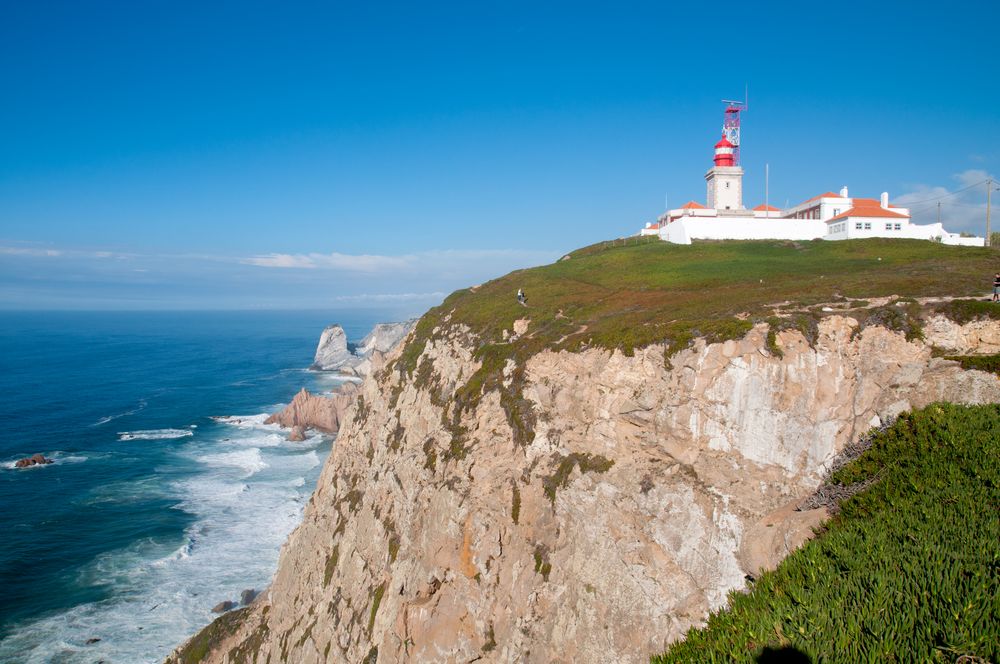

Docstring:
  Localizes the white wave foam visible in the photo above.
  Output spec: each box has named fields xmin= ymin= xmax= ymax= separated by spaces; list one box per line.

xmin=93 ymin=399 xmax=148 ymax=426
xmin=117 ymin=429 xmax=194 ymax=441
xmin=211 ymin=413 xmax=276 ymax=429
xmin=0 ymin=410 xmax=332 ymax=663
xmin=196 ymin=449 xmax=266 ymax=477
xmin=1 ymin=459 xmax=50 ymax=470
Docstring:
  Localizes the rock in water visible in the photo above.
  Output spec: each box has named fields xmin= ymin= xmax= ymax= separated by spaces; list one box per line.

xmin=240 ymin=589 xmax=258 ymax=605
xmin=211 ymin=601 xmax=235 ymax=613
xmin=265 ymin=384 xmax=360 ymax=434
xmin=14 ymin=453 xmax=54 ymax=468
xmin=311 ymin=320 xmax=416 ymax=376
xmin=311 ymin=325 xmax=358 ymax=372
xmin=354 ymin=320 xmax=417 ymax=357
xmin=287 ymin=425 xmax=307 ymax=442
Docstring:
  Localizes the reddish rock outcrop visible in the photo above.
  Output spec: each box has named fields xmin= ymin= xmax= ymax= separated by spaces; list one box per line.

xmin=14 ymin=453 xmax=54 ymax=468
xmin=265 ymin=383 xmax=360 ymax=434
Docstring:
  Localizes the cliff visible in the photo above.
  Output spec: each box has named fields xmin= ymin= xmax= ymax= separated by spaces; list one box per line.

xmin=168 ymin=240 xmax=1000 ymax=663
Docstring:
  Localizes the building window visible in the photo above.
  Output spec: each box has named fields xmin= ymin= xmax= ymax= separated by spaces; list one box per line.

xmin=834 ymin=209 xmax=841 ymax=216
xmin=725 ymin=182 xmax=730 ymax=189
xmin=894 ymin=223 xmax=901 ymax=230
xmin=864 ymin=222 xmax=871 ymax=230
xmin=855 ymin=222 xmax=862 ymax=230
xmin=885 ymin=223 xmax=892 ymax=230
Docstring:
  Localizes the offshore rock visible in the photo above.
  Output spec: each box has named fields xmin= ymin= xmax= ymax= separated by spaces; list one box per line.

xmin=15 ymin=453 xmax=54 ymax=468
xmin=265 ymin=384 xmax=360 ymax=434
xmin=171 ymin=315 xmax=1000 ymax=664
xmin=312 ymin=320 xmax=416 ymax=376
xmin=355 ymin=320 xmax=417 ymax=358
xmin=311 ymin=325 xmax=355 ymax=372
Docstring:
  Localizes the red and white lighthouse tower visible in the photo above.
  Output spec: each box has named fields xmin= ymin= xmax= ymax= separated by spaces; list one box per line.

xmin=713 ymin=134 xmax=735 ymax=167
xmin=705 ymin=132 xmax=744 ymax=211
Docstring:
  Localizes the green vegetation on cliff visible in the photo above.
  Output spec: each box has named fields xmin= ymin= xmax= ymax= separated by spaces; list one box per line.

xmin=652 ymin=403 xmax=1000 ymax=663
xmin=401 ymin=239 xmax=996 ymax=363
xmin=388 ymin=239 xmax=997 ymax=452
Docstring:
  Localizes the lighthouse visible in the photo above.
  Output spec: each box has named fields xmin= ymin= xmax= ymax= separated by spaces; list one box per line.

xmin=713 ymin=134 xmax=735 ymax=167
xmin=705 ymin=133 xmax=744 ymax=211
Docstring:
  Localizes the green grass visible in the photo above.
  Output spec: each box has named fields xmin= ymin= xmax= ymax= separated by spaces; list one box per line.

xmin=404 ymin=239 xmax=995 ymax=359
xmin=944 ymin=353 xmax=1000 ymax=375
xmin=652 ymin=403 xmax=1000 ymax=663
xmin=542 ymin=453 xmax=615 ymax=504
xmin=171 ymin=607 xmax=253 ymax=663
xmin=934 ymin=298 xmax=1000 ymax=325
xmin=386 ymin=239 xmax=997 ymax=448
xmin=367 ymin=583 xmax=386 ymax=635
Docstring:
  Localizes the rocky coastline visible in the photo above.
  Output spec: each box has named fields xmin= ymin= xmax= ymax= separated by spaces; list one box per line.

xmin=266 ymin=320 xmax=415 ymax=439
xmin=168 ymin=304 xmax=1000 ymax=663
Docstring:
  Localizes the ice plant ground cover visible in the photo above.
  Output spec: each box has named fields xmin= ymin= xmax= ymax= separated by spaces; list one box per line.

xmin=653 ymin=403 xmax=1000 ymax=663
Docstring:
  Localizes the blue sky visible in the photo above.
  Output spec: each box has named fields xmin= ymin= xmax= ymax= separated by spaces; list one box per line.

xmin=2 ymin=1 xmax=998 ymax=310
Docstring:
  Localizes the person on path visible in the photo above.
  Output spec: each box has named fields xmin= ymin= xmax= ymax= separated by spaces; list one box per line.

xmin=517 ymin=288 xmax=527 ymax=305
xmin=993 ymin=273 xmax=1000 ymax=302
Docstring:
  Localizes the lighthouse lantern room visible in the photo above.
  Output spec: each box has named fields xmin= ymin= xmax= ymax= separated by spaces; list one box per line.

xmin=705 ymin=133 xmax=744 ymax=211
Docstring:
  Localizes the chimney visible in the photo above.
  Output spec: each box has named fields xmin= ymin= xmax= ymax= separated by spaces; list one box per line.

xmin=881 ymin=192 xmax=890 ymax=208
xmin=840 ymin=186 xmax=849 ymax=198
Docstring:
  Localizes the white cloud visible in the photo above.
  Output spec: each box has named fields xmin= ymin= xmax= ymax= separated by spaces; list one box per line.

xmin=894 ymin=169 xmax=997 ymax=235
xmin=243 ymin=252 xmax=411 ymax=271
xmin=0 ymin=246 xmax=64 ymax=257
xmin=331 ymin=292 xmax=446 ymax=302
xmin=0 ymin=245 xmax=141 ymax=260
xmin=242 ymin=248 xmax=558 ymax=274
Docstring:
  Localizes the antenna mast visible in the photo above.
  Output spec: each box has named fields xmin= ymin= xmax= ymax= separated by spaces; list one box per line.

xmin=721 ymin=89 xmax=748 ymax=166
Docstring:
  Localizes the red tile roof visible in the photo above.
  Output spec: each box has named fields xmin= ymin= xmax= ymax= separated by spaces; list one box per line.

xmin=680 ymin=201 xmax=707 ymax=209
xmin=753 ymin=204 xmax=780 ymax=211
xmin=827 ymin=200 xmax=910 ymax=223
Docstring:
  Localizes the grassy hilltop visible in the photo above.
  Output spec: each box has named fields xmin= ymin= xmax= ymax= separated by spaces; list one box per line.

xmin=390 ymin=239 xmax=999 ymax=442
xmin=399 ymin=238 xmax=999 ymax=365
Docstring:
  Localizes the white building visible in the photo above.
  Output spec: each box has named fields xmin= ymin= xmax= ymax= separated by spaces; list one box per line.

xmin=643 ymin=132 xmax=984 ymax=247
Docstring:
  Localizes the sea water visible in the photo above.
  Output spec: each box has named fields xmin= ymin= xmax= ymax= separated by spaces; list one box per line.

xmin=0 ymin=310 xmax=406 ymax=663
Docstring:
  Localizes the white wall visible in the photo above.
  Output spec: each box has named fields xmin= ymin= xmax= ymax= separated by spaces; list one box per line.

xmin=941 ymin=234 xmax=986 ymax=247
xmin=660 ymin=216 xmax=827 ymax=244
xmin=705 ymin=166 xmax=743 ymax=211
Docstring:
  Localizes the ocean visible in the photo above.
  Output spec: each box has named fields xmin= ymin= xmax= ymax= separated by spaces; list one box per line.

xmin=0 ymin=310 xmax=408 ymax=663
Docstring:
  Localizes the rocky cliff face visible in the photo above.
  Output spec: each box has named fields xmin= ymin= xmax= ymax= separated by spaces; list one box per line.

xmin=171 ymin=313 xmax=1000 ymax=664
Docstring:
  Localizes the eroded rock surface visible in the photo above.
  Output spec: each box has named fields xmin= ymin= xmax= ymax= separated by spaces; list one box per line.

xmin=312 ymin=325 xmax=355 ymax=372
xmin=312 ymin=321 xmax=416 ymax=376
xmin=265 ymin=384 xmax=360 ymax=434
xmin=170 ymin=315 xmax=1000 ymax=664
xmin=923 ymin=313 xmax=1000 ymax=354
